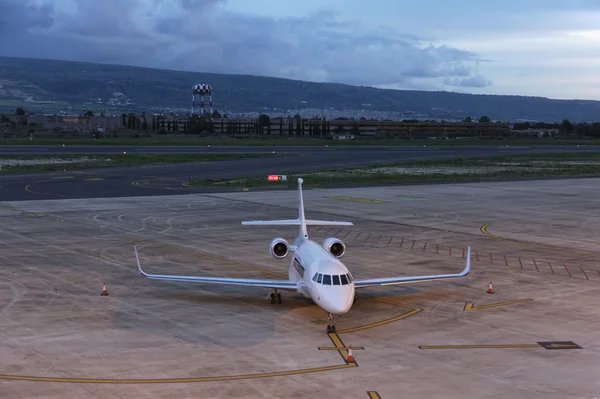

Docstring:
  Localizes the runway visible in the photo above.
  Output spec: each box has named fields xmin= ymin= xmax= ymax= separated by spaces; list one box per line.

xmin=1 ymin=145 xmax=599 ymax=202
xmin=3 ymin=144 xmax=600 ymax=155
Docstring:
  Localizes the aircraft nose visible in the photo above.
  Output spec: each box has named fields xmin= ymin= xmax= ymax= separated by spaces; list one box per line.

xmin=325 ymin=288 xmax=354 ymax=315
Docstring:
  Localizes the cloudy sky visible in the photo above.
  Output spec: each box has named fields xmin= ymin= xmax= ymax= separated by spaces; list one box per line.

xmin=1 ymin=0 xmax=599 ymax=100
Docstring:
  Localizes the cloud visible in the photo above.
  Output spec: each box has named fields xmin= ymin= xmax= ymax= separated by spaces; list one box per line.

xmin=437 ymin=7 xmax=600 ymax=100
xmin=454 ymin=75 xmax=492 ymax=88
xmin=0 ymin=0 xmax=490 ymax=90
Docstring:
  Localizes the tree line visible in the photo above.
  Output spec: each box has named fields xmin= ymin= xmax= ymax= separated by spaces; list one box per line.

xmin=118 ymin=112 xmax=334 ymax=136
xmin=5 ymin=107 xmax=600 ymax=138
xmin=110 ymin=112 xmax=600 ymax=138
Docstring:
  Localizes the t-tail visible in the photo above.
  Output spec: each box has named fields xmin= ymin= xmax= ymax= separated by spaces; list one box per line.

xmin=241 ymin=177 xmax=353 ymax=240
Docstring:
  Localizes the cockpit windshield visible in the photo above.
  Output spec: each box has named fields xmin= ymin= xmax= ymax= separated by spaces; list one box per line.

xmin=312 ymin=272 xmax=354 ymax=285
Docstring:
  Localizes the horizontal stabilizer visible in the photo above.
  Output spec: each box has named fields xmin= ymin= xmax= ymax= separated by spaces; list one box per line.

xmin=242 ymin=218 xmax=353 ymax=226
xmin=306 ymin=220 xmax=353 ymax=226
xmin=242 ymin=219 xmax=301 ymax=225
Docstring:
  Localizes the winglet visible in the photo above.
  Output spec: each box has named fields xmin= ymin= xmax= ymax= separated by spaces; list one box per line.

xmin=134 ymin=245 xmax=148 ymax=277
xmin=461 ymin=246 xmax=471 ymax=276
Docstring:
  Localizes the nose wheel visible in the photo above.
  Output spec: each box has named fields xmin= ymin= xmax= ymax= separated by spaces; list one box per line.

xmin=268 ymin=289 xmax=282 ymax=304
xmin=326 ymin=313 xmax=336 ymax=333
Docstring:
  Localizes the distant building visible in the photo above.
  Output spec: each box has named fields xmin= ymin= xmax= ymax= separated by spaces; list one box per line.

xmin=23 ymin=114 xmax=121 ymax=131
xmin=149 ymin=115 xmax=511 ymax=138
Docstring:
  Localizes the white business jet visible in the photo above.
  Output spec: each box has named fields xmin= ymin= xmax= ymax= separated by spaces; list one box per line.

xmin=135 ymin=177 xmax=471 ymax=333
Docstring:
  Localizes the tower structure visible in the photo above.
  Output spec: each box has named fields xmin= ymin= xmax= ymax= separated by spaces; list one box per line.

xmin=192 ymin=83 xmax=213 ymax=115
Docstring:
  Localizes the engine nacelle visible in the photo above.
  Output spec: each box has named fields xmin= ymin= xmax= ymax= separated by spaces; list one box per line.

xmin=322 ymin=237 xmax=346 ymax=258
xmin=270 ymin=237 xmax=289 ymax=259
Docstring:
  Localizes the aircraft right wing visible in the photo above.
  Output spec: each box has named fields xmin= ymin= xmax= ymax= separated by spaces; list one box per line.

xmin=134 ymin=246 xmax=297 ymax=291
xmin=353 ymin=246 xmax=471 ymax=288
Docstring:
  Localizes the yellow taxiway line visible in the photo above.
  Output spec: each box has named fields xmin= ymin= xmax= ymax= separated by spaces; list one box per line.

xmin=318 ymin=346 xmax=365 ymax=350
xmin=480 ymin=223 xmax=578 ymax=253
xmin=464 ymin=298 xmax=534 ymax=311
xmin=327 ymin=332 xmax=360 ymax=364
xmin=327 ymin=196 xmax=385 ymax=204
xmin=480 ymin=223 xmax=503 ymax=240
xmin=367 ymin=391 xmax=383 ymax=398
xmin=480 ymin=223 xmax=599 ymax=282
xmin=337 ymin=306 xmax=423 ymax=334
xmin=0 ymin=364 xmax=357 ymax=384
xmin=18 ymin=210 xmax=64 ymax=223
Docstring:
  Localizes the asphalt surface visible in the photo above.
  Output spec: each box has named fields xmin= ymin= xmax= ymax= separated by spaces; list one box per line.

xmin=3 ymin=144 xmax=600 ymax=155
xmin=1 ymin=145 xmax=599 ymax=202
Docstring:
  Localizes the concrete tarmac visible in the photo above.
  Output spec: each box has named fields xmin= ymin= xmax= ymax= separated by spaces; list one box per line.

xmin=0 ymin=178 xmax=598 ymax=398
xmin=2 ymin=145 xmax=600 ymax=202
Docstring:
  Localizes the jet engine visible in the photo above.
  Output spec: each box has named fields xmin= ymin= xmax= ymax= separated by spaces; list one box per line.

xmin=270 ymin=237 xmax=289 ymax=259
xmin=322 ymin=237 xmax=346 ymax=258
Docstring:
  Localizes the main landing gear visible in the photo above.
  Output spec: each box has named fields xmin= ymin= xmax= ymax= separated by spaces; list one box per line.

xmin=326 ymin=313 xmax=336 ymax=333
xmin=268 ymin=289 xmax=282 ymax=304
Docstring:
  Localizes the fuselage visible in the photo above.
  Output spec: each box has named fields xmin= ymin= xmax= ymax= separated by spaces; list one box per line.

xmin=288 ymin=238 xmax=355 ymax=315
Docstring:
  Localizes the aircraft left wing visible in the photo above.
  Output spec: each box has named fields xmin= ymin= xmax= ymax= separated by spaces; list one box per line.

xmin=134 ymin=246 xmax=297 ymax=291
xmin=353 ymin=246 xmax=471 ymax=288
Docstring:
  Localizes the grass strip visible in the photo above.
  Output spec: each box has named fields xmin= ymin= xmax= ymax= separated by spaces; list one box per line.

xmin=189 ymin=152 xmax=600 ymax=188
xmin=0 ymin=153 xmax=265 ymax=174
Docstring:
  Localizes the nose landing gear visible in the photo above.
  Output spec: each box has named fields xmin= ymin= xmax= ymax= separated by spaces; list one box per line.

xmin=326 ymin=313 xmax=336 ymax=333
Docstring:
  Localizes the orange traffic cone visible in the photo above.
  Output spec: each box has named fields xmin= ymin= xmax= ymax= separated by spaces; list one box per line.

xmin=100 ymin=282 xmax=109 ymax=296
xmin=487 ymin=281 xmax=494 ymax=294
xmin=347 ymin=345 xmax=355 ymax=362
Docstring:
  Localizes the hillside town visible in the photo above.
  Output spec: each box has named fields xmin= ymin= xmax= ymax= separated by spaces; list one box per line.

xmin=0 ymin=109 xmax=573 ymax=140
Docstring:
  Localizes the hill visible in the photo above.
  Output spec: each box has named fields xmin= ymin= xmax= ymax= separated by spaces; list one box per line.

xmin=0 ymin=56 xmax=599 ymax=122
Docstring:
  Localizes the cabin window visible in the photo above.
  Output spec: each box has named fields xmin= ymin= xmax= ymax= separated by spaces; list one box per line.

xmin=340 ymin=274 xmax=348 ymax=285
xmin=317 ymin=273 xmax=323 ymax=283
xmin=312 ymin=273 xmax=319 ymax=282
xmin=322 ymin=274 xmax=331 ymax=285
xmin=332 ymin=275 xmax=340 ymax=285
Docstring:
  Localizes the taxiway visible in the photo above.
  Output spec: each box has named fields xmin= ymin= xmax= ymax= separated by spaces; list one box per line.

xmin=2 ymin=144 xmax=600 ymax=201
xmin=0 ymin=178 xmax=599 ymax=398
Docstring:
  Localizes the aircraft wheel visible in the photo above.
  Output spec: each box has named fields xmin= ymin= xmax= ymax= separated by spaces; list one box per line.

xmin=277 ymin=293 xmax=282 ymax=304
xmin=270 ymin=294 xmax=275 ymax=304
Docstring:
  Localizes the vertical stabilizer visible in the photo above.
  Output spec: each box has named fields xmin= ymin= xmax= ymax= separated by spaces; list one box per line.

xmin=240 ymin=178 xmax=354 ymax=240
xmin=297 ymin=178 xmax=308 ymax=239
